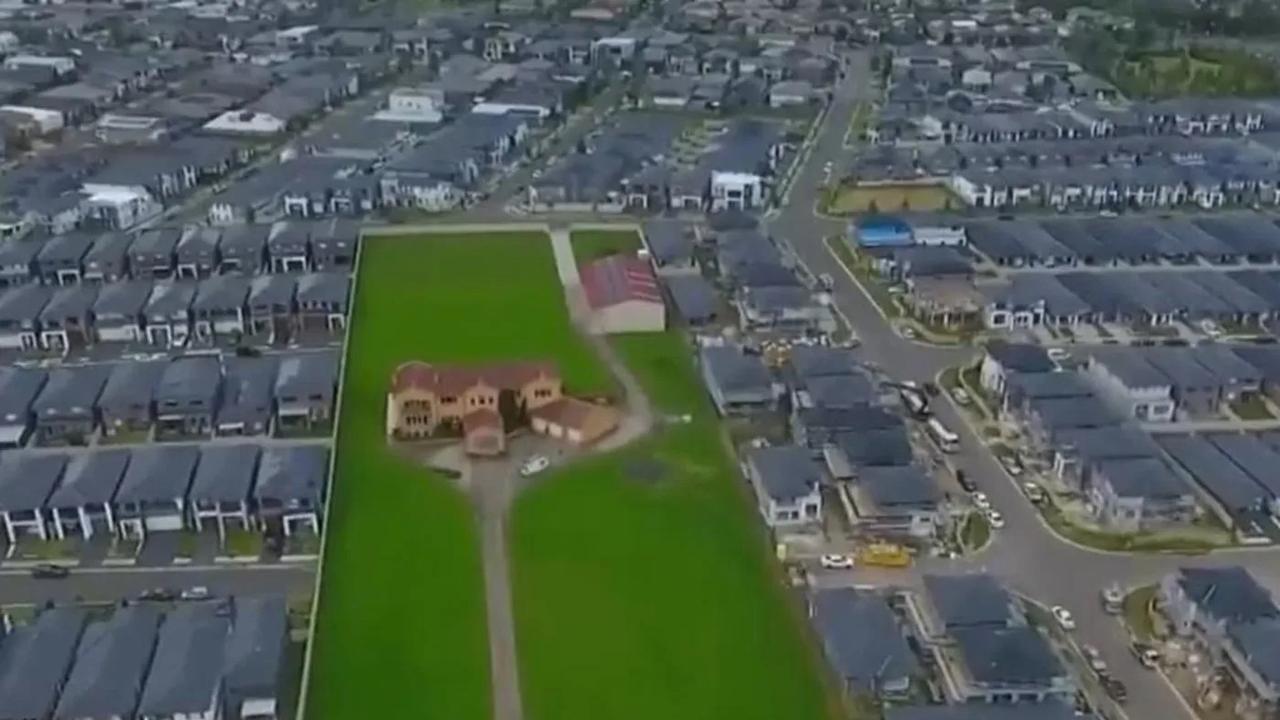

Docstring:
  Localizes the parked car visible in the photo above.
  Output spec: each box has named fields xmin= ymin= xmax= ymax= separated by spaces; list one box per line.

xmin=951 ymin=388 xmax=972 ymax=405
xmin=1047 ymin=347 xmax=1071 ymax=362
xmin=1101 ymin=584 xmax=1124 ymax=614
xmin=1200 ymin=319 xmax=1223 ymax=338
xmin=1002 ymin=455 xmax=1024 ymax=477
xmin=818 ymin=273 xmax=834 ymax=290
xmin=1022 ymin=482 xmax=1045 ymax=503
xmin=1104 ymin=677 xmax=1128 ymax=703
xmin=139 ymin=588 xmax=178 ymax=602
xmin=956 ymin=469 xmax=976 ymax=492
xmin=1082 ymin=644 xmax=1108 ymax=675
xmin=985 ymin=510 xmax=1005 ymax=529
xmin=971 ymin=492 xmax=991 ymax=511
xmin=923 ymin=381 xmax=940 ymax=397
xmin=181 ymin=586 xmax=211 ymax=601
xmin=1131 ymin=642 xmax=1161 ymax=668
xmin=901 ymin=326 xmax=917 ymax=339
xmin=30 ymin=563 xmax=69 ymax=579
xmin=820 ymin=554 xmax=855 ymax=570
xmin=520 ymin=455 xmax=551 ymax=477
xmin=1052 ymin=605 xmax=1076 ymax=630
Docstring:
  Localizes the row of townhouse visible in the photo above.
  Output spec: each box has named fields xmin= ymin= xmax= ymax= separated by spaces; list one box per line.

xmin=0 ymin=271 xmax=349 ymax=353
xmin=0 ymin=219 xmax=357 ymax=288
xmin=0 ymin=598 xmax=289 ymax=720
xmin=0 ymin=443 xmax=328 ymax=545
xmin=0 ymin=352 xmax=337 ymax=448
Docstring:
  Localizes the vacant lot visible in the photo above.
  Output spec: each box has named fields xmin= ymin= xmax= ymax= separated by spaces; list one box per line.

xmin=828 ymin=183 xmax=957 ymax=214
xmin=570 ymin=229 xmax=642 ymax=266
xmin=305 ymin=232 xmax=610 ymax=720
xmin=511 ymin=331 xmax=836 ymax=720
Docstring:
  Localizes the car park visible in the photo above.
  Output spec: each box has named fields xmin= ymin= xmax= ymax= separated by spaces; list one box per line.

xmin=30 ymin=563 xmax=69 ymax=579
xmin=1052 ymin=605 xmax=1076 ymax=630
xmin=819 ymin=554 xmax=854 ymax=570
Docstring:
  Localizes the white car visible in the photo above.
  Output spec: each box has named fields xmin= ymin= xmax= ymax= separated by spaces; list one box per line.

xmin=519 ymin=455 xmax=551 ymax=477
xmin=1002 ymin=458 xmax=1023 ymax=477
xmin=985 ymin=510 xmax=1005 ymax=528
xmin=1047 ymin=347 xmax=1071 ymax=362
xmin=952 ymin=388 xmax=972 ymax=406
xmin=820 ymin=554 xmax=855 ymax=570
xmin=971 ymin=492 xmax=991 ymax=510
xmin=1021 ymin=482 xmax=1045 ymax=503
xmin=1200 ymin=319 xmax=1223 ymax=338
xmin=1052 ymin=605 xmax=1076 ymax=630
xmin=181 ymin=586 xmax=210 ymax=601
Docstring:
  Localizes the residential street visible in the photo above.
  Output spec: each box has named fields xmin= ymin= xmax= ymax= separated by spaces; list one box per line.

xmin=770 ymin=51 xmax=1280 ymax=720
xmin=0 ymin=563 xmax=312 ymax=605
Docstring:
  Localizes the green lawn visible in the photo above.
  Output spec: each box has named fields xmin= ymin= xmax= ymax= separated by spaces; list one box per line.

xmin=961 ymin=512 xmax=992 ymax=552
xmin=1124 ymin=585 xmax=1158 ymax=642
xmin=1231 ymin=394 xmax=1275 ymax=420
xmin=570 ymin=229 xmax=643 ymax=267
xmin=511 ymin=331 xmax=837 ymax=720
xmin=305 ymin=232 xmax=611 ymax=720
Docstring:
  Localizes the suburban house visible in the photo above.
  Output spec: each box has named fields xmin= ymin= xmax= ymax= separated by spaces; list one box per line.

xmin=527 ymin=397 xmax=620 ymax=447
xmin=295 ymin=272 xmax=349 ymax=335
xmin=274 ymin=352 xmax=338 ymax=434
xmin=848 ymin=464 xmax=942 ymax=538
xmin=267 ymin=222 xmax=311 ymax=273
xmin=46 ymin=449 xmax=130 ymax=541
xmin=810 ymin=588 xmax=916 ymax=698
xmin=745 ymin=444 xmax=823 ymax=529
xmin=247 ymin=275 xmax=296 ymax=343
xmin=176 ymin=226 xmax=221 ymax=279
xmin=0 ymin=366 xmax=46 ymax=448
xmin=191 ymin=274 xmax=251 ymax=343
xmin=137 ymin=605 xmax=230 ymax=720
xmin=223 ymin=597 xmax=289 ymax=720
xmin=580 ymin=254 xmax=666 ymax=334
xmin=37 ymin=231 xmax=95 ymax=285
xmin=1085 ymin=457 xmax=1196 ymax=532
xmin=39 ymin=284 xmax=98 ymax=353
xmin=189 ymin=444 xmax=260 ymax=541
xmin=1159 ymin=566 xmax=1278 ymax=646
xmin=386 ymin=360 xmax=564 ymax=455
xmin=82 ymin=231 xmax=134 ymax=283
xmin=0 ymin=607 xmax=88 ymax=720
xmin=98 ymin=361 xmax=165 ymax=438
xmin=255 ymin=445 xmax=328 ymax=536
xmin=113 ymin=445 xmax=198 ymax=538
xmin=154 ymin=357 xmax=223 ymax=439
xmin=0 ymin=453 xmax=67 ymax=544
xmin=0 ymin=283 xmax=51 ymax=351
xmin=31 ymin=364 xmax=110 ymax=445
xmin=1084 ymin=350 xmax=1176 ymax=423
xmin=699 ymin=344 xmax=775 ymax=415
xmin=219 ymin=225 xmax=270 ymax=275
xmin=143 ymin=281 xmax=196 ymax=348
xmin=55 ymin=605 xmax=162 ymax=720
xmin=129 ymin=227 xmax=181 ymax=279
xmin=979 ymin=341 xmax=1056 ymax=400
xmin=218 ymin=356 xmax=278 ymax=437
xmin=91 ymin=280 xmax=152 ymax=345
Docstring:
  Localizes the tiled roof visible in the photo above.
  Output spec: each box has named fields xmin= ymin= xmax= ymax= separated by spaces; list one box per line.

xmin=579 ymin=255 xmax=662 ymax=309
xmin=391 ymin=361 xmax=559 ymax=396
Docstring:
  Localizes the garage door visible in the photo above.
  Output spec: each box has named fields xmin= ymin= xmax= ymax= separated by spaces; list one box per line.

xmin=145 ymin=514 xmax=184 ymax=532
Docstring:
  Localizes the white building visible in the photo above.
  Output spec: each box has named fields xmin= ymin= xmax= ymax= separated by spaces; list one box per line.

xmin=746 ymin=445 xmax=823 ymax=529
xmin=81 ymin=183 xmax=161 ymax=230
xmin=0 ymin=104 xmax=65 ymax=133
xmin=373 ymin=87 xmax=445 ymax=124
xmin=710 ymin=171 xmax=766 ymax=211
xmin=3 ymin=54 xmax=75 ymax=75
xmin=204 ymin=110 xmax=287 ymax=136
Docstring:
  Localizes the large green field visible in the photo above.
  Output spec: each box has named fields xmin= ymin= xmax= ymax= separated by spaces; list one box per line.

xmin=511 ymin=331 xmax=837 ymax=720
xmin=569 ymin=229 xmax=642 ymax=266
xmin=305 ymin=232 xmax=610 ymax=720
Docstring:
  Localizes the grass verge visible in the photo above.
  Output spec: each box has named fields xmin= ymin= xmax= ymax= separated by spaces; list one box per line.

xmin=1124 ymin=585 xmax=1157 ymax=642
xmin=511 ymin=331 xmax=838 ymax=720
xmin=1040 ymin=501 xmax=1230 ymax=553
xmin=1231 ymin=394 xmax=1275 ymax=420
xmin=960 ymin=512 xmax=992 ymax=552
xmin=307 ymin=232 xmax=611 ymax=720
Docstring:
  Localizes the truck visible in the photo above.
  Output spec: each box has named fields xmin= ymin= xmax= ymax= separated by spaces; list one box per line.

xmin=857 ymin=542 xmax=912 ymax=568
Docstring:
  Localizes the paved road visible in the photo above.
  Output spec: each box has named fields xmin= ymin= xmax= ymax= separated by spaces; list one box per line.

xmin=0 ymin=563 xmax=313 ymax=605
xmin=765 ymin=50 xmax=1280 ymax=720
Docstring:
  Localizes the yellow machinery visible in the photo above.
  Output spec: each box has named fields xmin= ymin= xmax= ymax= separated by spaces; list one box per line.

xmin=857 ymin=542 xmax=912 ymax=568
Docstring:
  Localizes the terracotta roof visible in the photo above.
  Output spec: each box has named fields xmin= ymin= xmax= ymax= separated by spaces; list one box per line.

xmin=391 ymin=360 xmax=559 ymax=395
xmin=462 ymin=408 xmax=501 ymax=432
xmin=530 ymin=397 xmax=619 ymax=434
xmin=579 ymin=255 xmax=662 ymax=309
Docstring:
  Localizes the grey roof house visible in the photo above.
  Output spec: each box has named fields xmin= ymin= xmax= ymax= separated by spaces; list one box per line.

xmin=246 ymin=275 xmax=296 ymax=343
xmin=1160 ymin=565 xmax=1278 ymax=644
xmin=114 ymin=445 xmax=199 ymax=537
xmin=223 ymin=596 xmax=289 ymax=720
xmin=810 ymin=588 xmax=917 ymax=697
xmin=98 ymin=361 xmax=166 ymax=437
xmin=948 ymin=626 xmax=1074 ymax=704
xmin=190 ymin=444 xmax=260 ymax=540
xmin=91 ymin=279 xmax=151 ymax=344
xmin=39 ymin=283 xmax=98 ymax=353
xmin=137 ymin=605 xmax=230 ymax=720
xmin=0 ymin=607 xmax=88 ymax=720
xmin=0 ymin=282 xmax=52 ymax=350
xmin=699 ymin=344 xmax=774 ymax=415
xmin=0 ymin=453 xmax=67 ymax=545
xmin=745 ymin=444 xmax=823 ymax=529
xmin=0 ymin=366 xmax=46 ymax=448
xmin=31 ymin=364 xmax=110 ymax=446
xmin=255 ymin=445 xmax=328 ymax=536
xmin=54 ymin=604 xmax=162 ymax=720
xmin=154 ymin=356 xmax=223 ymax=439
xmin=218 ymin=355 xmax=278 ymax=436
xmin=219 ymin=225 xmax=269 ymax=275
xmin=175 ymin=226 xmax=222 ymax=279
xmin=273 ymin=352 xmax=337 ymax=432
xmin=143 ymin=281 xmax=196 ymax=348
xmin=0 ymin=236 xmax=41 ymax=287
xmin=191 ymin=274 xmax=250 ymax=343
xmin=267 ymin=222 xmax=310 ymax=273
xmin=37 ymin=230 xmax=95 ymax=285
xmin=82 ymin=231 xmax=134 ymax=283
xmin=46 ymin=449 xmax=130 ymax=541
xmin=295 ymin=273 xmax=349 ymax=335
xmin=129 ymin=227 xmax=182 ymax=279
xmin=922 ymin=573 xmax=1017 ymax=633
xmin=309 ymin=217 xmax=358 ymax=270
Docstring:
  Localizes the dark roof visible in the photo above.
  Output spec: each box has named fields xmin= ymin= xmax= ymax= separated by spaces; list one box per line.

xmin=835 ymin=427 xmax=914 ymax=466
xmin=886 ymin=702 xmax=1080 ymax=720
xmin=923 ymin=574 xmax=1013 ymax=628
xmin=274 ymin=352 xmax=337 ymax=398
xmin=858 ymin=464 xmax=941 ymax=507
xmin=662 ymin=274 xmax=717 ymax=324
xmin=248 ymin=274 xmax=296 ymax=310
xmin=138 ymin=605 xmax=230 ymax=717
xmin=986 ymin=340 xmax=1055 ymax=374
xmin=92 ymin=279 xmax=153 ymax=317
xmin=192 ymin=274 xmax=250 ymax=312
xmin=0 ymin=607 xmax=88 ymax=720
xmin=1175 ymin=566 xmax=1278 ymax=624
xmin=190 ymin=445 xmax=260 ymax=502
xmin=641 ymin=219 xmax=694 ymax=264
xmin=1157 ymin=434 xmax=1269 ymax=511
xmin=952 ymin=626 xmax=1065 ymax=687
xmin=33 ymin=365 xmax=110 ymax=421
xmin=39 ymin=283 xmax=98 ymax=322
xmin=255 ymin=445 xmax=328 ymax=503
xmin=811 ymin=589 xmax=916 ymax=689
xmin=0 ymin=283 xmax=52 ymax=323
xmin=789 ymin=346 xmax=862 ymax=379
xmin=1227 ymin=618 xmax=1280 ymax=694
xmin=223 ymin=597 xmax=288 ymax=702
xmin=1092 ymin=457 xmax=1189 ymax=501
xmin=98 ymin=361 xmax=165 ymax=412
xmin=155 ymin=356 xmax=222 ymax=406
xmin=47 ymin=449 xmax=130 ymax=508
xmin=55 ymin=605 xmax=162 ymax=720
xmin=700 ymin=345 xmax=772 ymax=394
xmin=797 ymin=405 xmax=900 ymax=433
xmin=0 ymin=452 xmax=67 ymax=512
xmin=144 ymin=281 xmax=196 ymax=319
xmin=36 ymin=230 xmax=95 ymax=267
xmin=218 ymin=356 xmax=278 ymax=429
xmin=0 ymin=367 xmax=46 ymax=425
xmin=115 ymin=445 xmax=198 ymax=503
xmin=800 ymin=374 xmax=876 ymax=408
xmin=295 ymin=272 xmax=349 ymax=307
xmin=748 ymin=445 xmax=821 ymax=501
